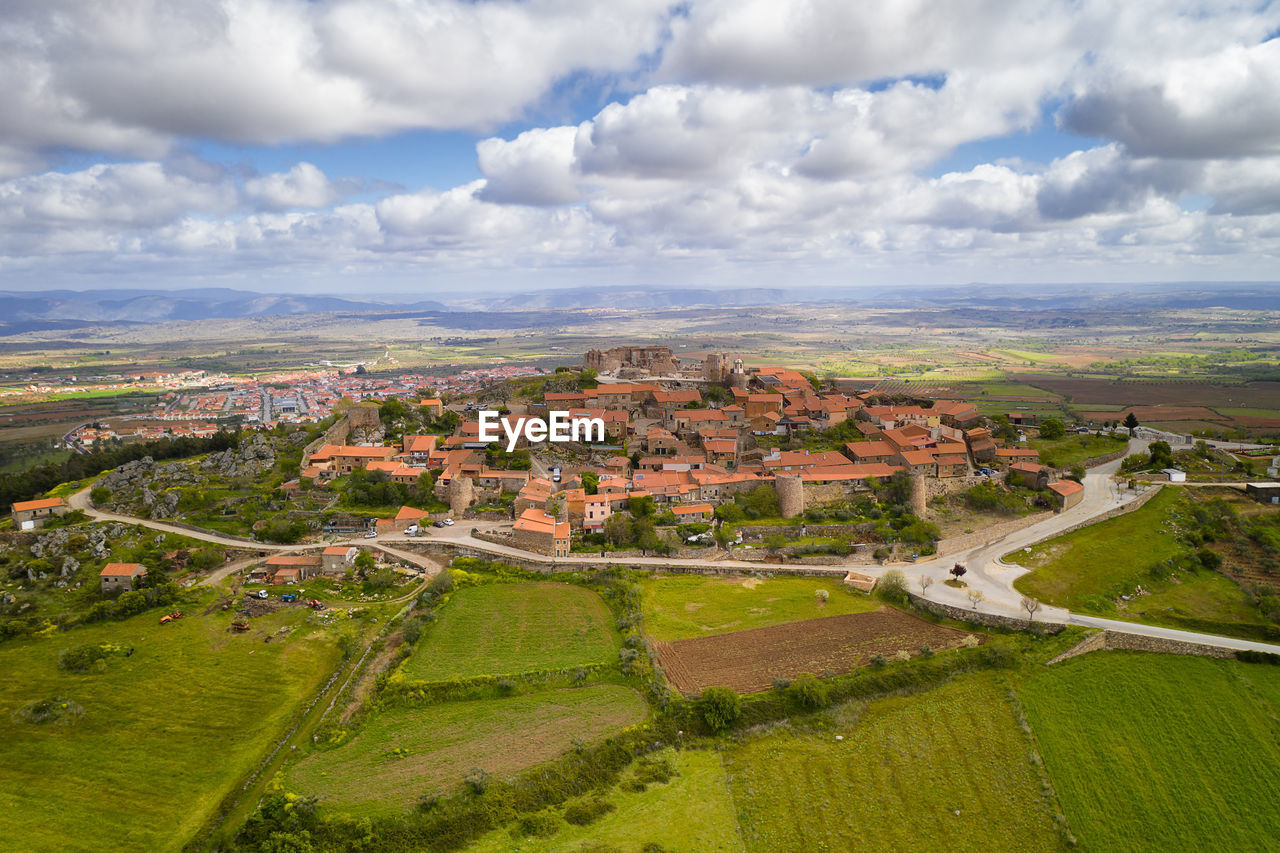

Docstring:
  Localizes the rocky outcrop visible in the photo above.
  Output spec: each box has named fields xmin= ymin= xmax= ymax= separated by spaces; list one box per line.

xmin=201 ymin=434 xmax=276 ymax=479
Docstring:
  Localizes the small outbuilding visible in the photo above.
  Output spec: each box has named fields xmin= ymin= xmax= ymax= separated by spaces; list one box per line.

xmin=1245 ymin=482 xmax=1280 ymax=505
xmin=1162 ymin=468 xmax=1187 ymax=483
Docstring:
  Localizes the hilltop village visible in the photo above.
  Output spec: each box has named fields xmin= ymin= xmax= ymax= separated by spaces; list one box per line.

xmin=281 ymin=345 xmax=1092 ymax=564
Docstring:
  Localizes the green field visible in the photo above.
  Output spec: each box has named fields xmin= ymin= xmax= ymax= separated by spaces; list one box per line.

xmin=1011 ymin=488 xmax=1277 ymax=639
xmin=641 ymin=575 xmax=880 ymax=641
xmin=285 ymin=685 xmax=649 ymax=814
xmin=0 ymin=609 xmax=341 ymax=852
xmin=1029 ymin=433 xmax=1128 ymax=467
xmin=401 ymin=582 xmax=620 ymax=681
xmin=724 ymin=672 xmax=1064 ymax=852
xmin=1019 ymin=653 xmax=1280 ymax=852
xmin=466 ymin=748 xmax=745 ymax=852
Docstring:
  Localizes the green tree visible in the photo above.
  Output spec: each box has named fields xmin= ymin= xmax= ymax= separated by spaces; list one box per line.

xmin=628 ymin=495 xmax=656 ymax=517
xmin=354 ymin=550 xmax=377 ymax=575
xmin=698 ymin=686 xmax=742 ymax=731
xmin=581 ymin=471 xmax=599 ymax=495
xmin=1124 ymin=412 xmax=1140 ymax=430
xmin=1039 ymin=418 xmax=1066 ymax=440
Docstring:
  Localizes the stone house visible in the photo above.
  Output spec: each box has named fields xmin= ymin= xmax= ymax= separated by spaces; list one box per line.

xmin=100 ymin=562 xmax=147 ymax=594
xmin=512 ymin=508 xmax=571 ymax=557
xmin=321 ymin=546 xmax=358 ymax=575
xmin=11 ymin=497 xmax=69 ymax=531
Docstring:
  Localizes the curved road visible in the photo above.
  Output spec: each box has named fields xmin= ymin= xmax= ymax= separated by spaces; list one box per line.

xmin=65 ymin=445 xmax=1280 ymax=654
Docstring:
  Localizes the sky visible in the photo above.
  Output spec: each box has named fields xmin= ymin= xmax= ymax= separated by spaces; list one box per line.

xmin=2 ymin=0 xmax=1280 ymax=295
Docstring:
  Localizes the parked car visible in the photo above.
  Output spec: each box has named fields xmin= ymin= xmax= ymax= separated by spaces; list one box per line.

xmin=443 ymin=518 xmax=454 ymax=526
xmin=433 ymin=520 xmax=447 ymax=528
xmin=364 ymin=530 xmax=378 ymax=539
xmin=405 ymin=525 xmax=418 ymax=535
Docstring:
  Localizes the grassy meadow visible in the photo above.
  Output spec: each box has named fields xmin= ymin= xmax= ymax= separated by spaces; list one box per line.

xmin=724 ymin=672 xmax=1065 ymax=853
xmin=641 ymin=574 xmax=879 ymax=641
xmin=1010 ymin=488 xmax=1278 ymax=639
xmin=401 ymin=582 xmax=620 ymax=681
xmin=285 ymin=685 xmax=649 ymax=814
xmin=0 ymin=607 xmax=341 ymax=852
xmin=1029 ymin=432 xmax=1128 ymax=466
xmin=1019 ymin=652 xmax=1280 ymax=852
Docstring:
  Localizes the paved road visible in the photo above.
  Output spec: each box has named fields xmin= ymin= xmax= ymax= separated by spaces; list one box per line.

xmin=64 ymin=441 xmax=1280 ymax=654
xmin=1068 ymin=614 xmax=1280 ymax=654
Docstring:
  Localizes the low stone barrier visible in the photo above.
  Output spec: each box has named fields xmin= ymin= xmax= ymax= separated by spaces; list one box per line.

xmin=1048 ymin=628 xmax=1237 ymax=664
xmin=907 ymin=591 xmax=1066 ymax=632
xmin=934 ymin=512 xmax=1050 ymax=557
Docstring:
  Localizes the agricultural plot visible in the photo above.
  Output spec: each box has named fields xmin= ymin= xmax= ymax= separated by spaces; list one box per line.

xmin=285 ymin=685 xmax=648 ymax=814
xmin=725 ymin=672 xmax=1064 ymax=853
xmin=654 ymin=608 xmax=975 ymax=694
xmin=402 ymin=582 xmax=620 ymax=681
xmin=0 ymin=609 xmax=341 ymax=853
xmin=1019 ymin=653 xmax=1280 ymax=852
xmin=466 ymin=748 xmax=745 ymax=852
xmin=641 ymin=574 xmax=880 ymax=642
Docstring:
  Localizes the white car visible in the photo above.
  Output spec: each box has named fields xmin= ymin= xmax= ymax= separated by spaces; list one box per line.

xmin=364 ymin=530 xmax=378 ymax=538
xmin=443 ymin=518 xmax=454 ymax=526
xmin=405 ymin=525 xmax=418 ymax=535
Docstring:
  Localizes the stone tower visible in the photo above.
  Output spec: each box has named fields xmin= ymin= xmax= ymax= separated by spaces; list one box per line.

xmin=448 ymin=476 xmax=474 ymax=518
xmin=775 ymin=474 xmax=805 ymax=519
xmin=730 ymin=358 xmax=749 ymax=390
xmin=909 ymin=472 xmax=927 ymax=517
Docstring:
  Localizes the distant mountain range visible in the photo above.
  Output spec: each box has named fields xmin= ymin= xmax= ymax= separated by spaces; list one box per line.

xmin=1 ymin=282 xmax=1276 ymax=336
xmin=0 ymin=288 xmax=448 ymax=334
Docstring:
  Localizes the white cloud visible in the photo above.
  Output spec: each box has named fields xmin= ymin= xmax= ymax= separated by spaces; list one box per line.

xmin=245 ymin=162 xmax=342 ymax=210
xmin=477 ymin=127 xmax=582 ymax=206
xmin=0 ymin=0 xmax=674 ymax=173
xmin=1060 ymin=39 xmax=1280 ymax=158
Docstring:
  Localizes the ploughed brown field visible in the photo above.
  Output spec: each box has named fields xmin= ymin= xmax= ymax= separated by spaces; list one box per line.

xmin=653 ymin=607 xmax=976 ymax=695
xmin=1011 ymin=375 xmax=1280 ymax=410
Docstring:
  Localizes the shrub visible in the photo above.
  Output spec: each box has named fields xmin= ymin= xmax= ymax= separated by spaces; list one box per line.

xmin=815 ymin=588 xmax=829 ymax=602
xmin=58 ymin=643 xmax=113 ymax=673
xmin=698 ymin=686 xmax=742 ymax=731
xmin=1197 ymin=548 xmax=1223 ymax=571
xmin=869 ymin=653 xmax=888 ymax=668
xmin=463 ymin=767 xmax=491 ymax=794
xmin=790 ymin=672 xmax=829 ymax=708
xmin=563 ymin=797 xmax=615 ymax=826
xmin=876 ymin=569 xmax=909 ymax=605
xmin=513 ymin=810 xmax=563 ymax=838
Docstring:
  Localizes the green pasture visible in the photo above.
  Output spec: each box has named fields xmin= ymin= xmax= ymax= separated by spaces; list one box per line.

xmin=402 ymin=582 xmax=620 ymax=681
xmin=640 ymin=574 xmax=880 ymax=641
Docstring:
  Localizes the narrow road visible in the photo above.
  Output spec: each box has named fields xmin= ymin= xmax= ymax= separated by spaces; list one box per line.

xmin=63 ymin=445 xmax=1280 ymax=656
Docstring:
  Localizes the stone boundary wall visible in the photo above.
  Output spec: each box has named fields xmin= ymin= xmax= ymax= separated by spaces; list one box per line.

xmin=1079 ymin=447 xmax=1128 ymax=469
xmin=735 ymin=522 xmax=874 ymax=539
xmin=923 ymin=474 xmax=986 ymax=502
xmin=907 ymin=591 xmax=1067 ymax=632
xmin=934 ymin=512 xmax=1051 ymax=557
xmin=301 ymin=415 xmax=351 ymax=461
xmin=1048 ymin=628 xmax=1236 ymax=664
